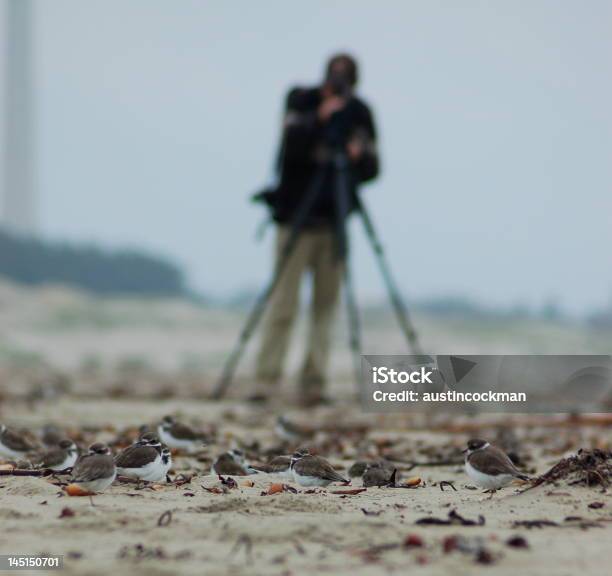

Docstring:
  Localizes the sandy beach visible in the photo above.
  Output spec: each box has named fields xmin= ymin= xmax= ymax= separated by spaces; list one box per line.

xmin=1 ymin=397 xmax=611 ymax=576
xmin=0 ymin=284 xmax=611 ymax=575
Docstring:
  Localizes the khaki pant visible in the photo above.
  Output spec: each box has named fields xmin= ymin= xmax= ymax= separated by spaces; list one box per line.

xmin=255 ymin=225 xmax=343 ymax=398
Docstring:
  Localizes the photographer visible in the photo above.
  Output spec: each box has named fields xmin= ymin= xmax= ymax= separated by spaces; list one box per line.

xmin=252 ymin=53 xmax=379 ymax=406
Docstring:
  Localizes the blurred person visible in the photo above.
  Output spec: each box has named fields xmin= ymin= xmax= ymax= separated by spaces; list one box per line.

xmin=252 ymin=53 xmax=380 ymax=406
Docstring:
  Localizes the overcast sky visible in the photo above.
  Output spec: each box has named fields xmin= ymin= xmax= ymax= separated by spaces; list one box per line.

xmin=32 ymin=0 xmax=611 ymax=313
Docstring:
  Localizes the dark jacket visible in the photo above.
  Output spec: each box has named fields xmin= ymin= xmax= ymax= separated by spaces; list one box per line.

xmin=271 ymin=86 xmax=379 ymax=227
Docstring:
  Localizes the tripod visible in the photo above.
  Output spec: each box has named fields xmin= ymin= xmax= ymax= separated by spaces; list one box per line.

xmin=212 ymin=149 xmax=423 ymax=400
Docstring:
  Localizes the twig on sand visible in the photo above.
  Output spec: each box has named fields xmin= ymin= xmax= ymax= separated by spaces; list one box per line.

xmin=416 ymin=509 xmax=485 ymax=526
xmin=157 ymin=510 xmax=172 ymax=527
xmin=0 ymin=468 xmax=51 ymax=477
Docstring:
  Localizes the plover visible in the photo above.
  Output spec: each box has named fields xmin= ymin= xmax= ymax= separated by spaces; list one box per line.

xmin=464 ymin=438 xmax=529 ymax=495
xmin=348 ymin=460 xmax=369 ymax=479
xmin=362 ymin=461 xmax=397 ymax=487
xmin=157 ymin=415 xmax=207 ymax=452
xmin=0 ymin=424 xmax=35 ymax=460
xmin=71 ymin=443 xmax=116 ymax=499
xmin=39 ymin=439 xmax=78 ymax=471
xmin=213 ymin=450 xmax=258 ymax=476
xmin=115 ymin=435 xmax=166 ymax=482
xmin=290 ymin=450 xmax=348 ymax=487
xmin=254 ymin=455 xmax=293 ymax=480
xmin=140 ymin=431 xmax=173 ymax=477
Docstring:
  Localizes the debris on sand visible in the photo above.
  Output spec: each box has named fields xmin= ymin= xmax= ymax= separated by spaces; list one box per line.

xmin=117 ymin=543 xmax=191 ymax=561
xmin=416 ymin=509 xmax=485 ymax=526
xmin=58 ymin=507 xmax=75 ymax=518
xmin=506 ymin=535 xmax=529 ymax=548
xmin=261 ymin=483 xmax=297 ymax=496
xmin=403 ymin=534 xmax=424 ymax=548
xmin=331 ymin=488 xmax=367 ymax=496
xmin=527 ymin=449 xmax=611 ymax=491
xmin=442 ymin=535 xmax=497 ymax=565
xmin=512 ymin=517 xmax=605 ymax=530
xmin=361 ymin=508 xmax=382 ymax=517
xmin=157 ymin=510 xmax=172 ymax=527
xmin=512 ymin=519 xmax=558 ymax=529
xmin=385 ymin=469 xmax=422 ymax=489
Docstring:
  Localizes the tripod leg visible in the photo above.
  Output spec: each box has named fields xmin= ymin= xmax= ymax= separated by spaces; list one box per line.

xmin=357 ymin=198 xmax=424 ymax=357
xmin=342 ymin=256 xmax=363 ymax=397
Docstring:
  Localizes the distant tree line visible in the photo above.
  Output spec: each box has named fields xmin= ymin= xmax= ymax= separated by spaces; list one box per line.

xmin=0 ymin=229 xmax=186 ymax=296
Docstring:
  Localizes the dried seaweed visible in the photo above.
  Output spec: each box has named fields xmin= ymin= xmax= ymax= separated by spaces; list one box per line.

xmin=218 ymin=475 xmax=238 ymax=489
xmin=506 ymin=535 xmax=529 ymax=548
xmin=526 ymin=449 xmax=611 ymax=491
xmin=0 ymin=468 xmax=52 ymax=477
xmin=512 ymin=518 xmax=603 ymax=530
xmin=512 ymin=519 xmax=558 ymax=529
xmin=416 ymin=509 xmax=485 ymax=526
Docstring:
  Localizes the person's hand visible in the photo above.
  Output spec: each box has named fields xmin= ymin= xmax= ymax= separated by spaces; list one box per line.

xmin=318 ymin=96 xmax=346 ymax=123
xmin=347 ymin=137 xmax=364 ymax=161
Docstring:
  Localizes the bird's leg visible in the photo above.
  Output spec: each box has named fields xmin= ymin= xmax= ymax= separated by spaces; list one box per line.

xmin=488 ymin=489 xmax=497 ymax=499
xmin=88 ymin=494 xmax=96 ymax=507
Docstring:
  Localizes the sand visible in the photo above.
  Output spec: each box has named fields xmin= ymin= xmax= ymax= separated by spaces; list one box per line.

xmin=1 ymin=397 xmax=611 ymax=576
xmin=0 ymin=283 xmax=611 ymax=575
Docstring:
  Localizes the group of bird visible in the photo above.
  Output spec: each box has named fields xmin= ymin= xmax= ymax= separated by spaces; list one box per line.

xmin=0 ymin=415 xmax=531 ymax=500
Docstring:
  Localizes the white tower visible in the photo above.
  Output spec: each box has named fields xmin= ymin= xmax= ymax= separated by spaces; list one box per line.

xmin=1 ymin=0 xmax=37 ymax=235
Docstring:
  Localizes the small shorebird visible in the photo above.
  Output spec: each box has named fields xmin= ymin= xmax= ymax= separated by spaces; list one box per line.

xmin=213 ymin=450 xmax=257 ymax=476
xmin=0 ymin=424 xmax=35 ymax=460
xmin=71 ymin=443 xmax=116 ymax=504
xmin=115 ymin=435 xmax=166 ymax=482
xmin=157 ymin=415 xmax=207 ymax=452
xmin=143 ymin=432 xmax=172 ymax=478
xmin=139 ymin=431 xmax=173 ymax=480
xmin=348 ymin=460 xmax=369 ymax=479
xmin=464 ymin=438 xmax=529 ymax=496
xmin=39 ymin=439 xmax=78 ymax=471
xmin=139 ymin=431 xmax=172 ymax=480
xmin=290 ymin=450 xmax=348 ymax=487
xmin=253 ymin=455 xmax=293 ymax=480
xmin=362 ymin=461 xmax=397 ymax=487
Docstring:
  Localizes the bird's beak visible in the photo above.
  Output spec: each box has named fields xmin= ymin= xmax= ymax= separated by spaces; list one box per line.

xmin=462 ymin=448 xmax=468 ymax=454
